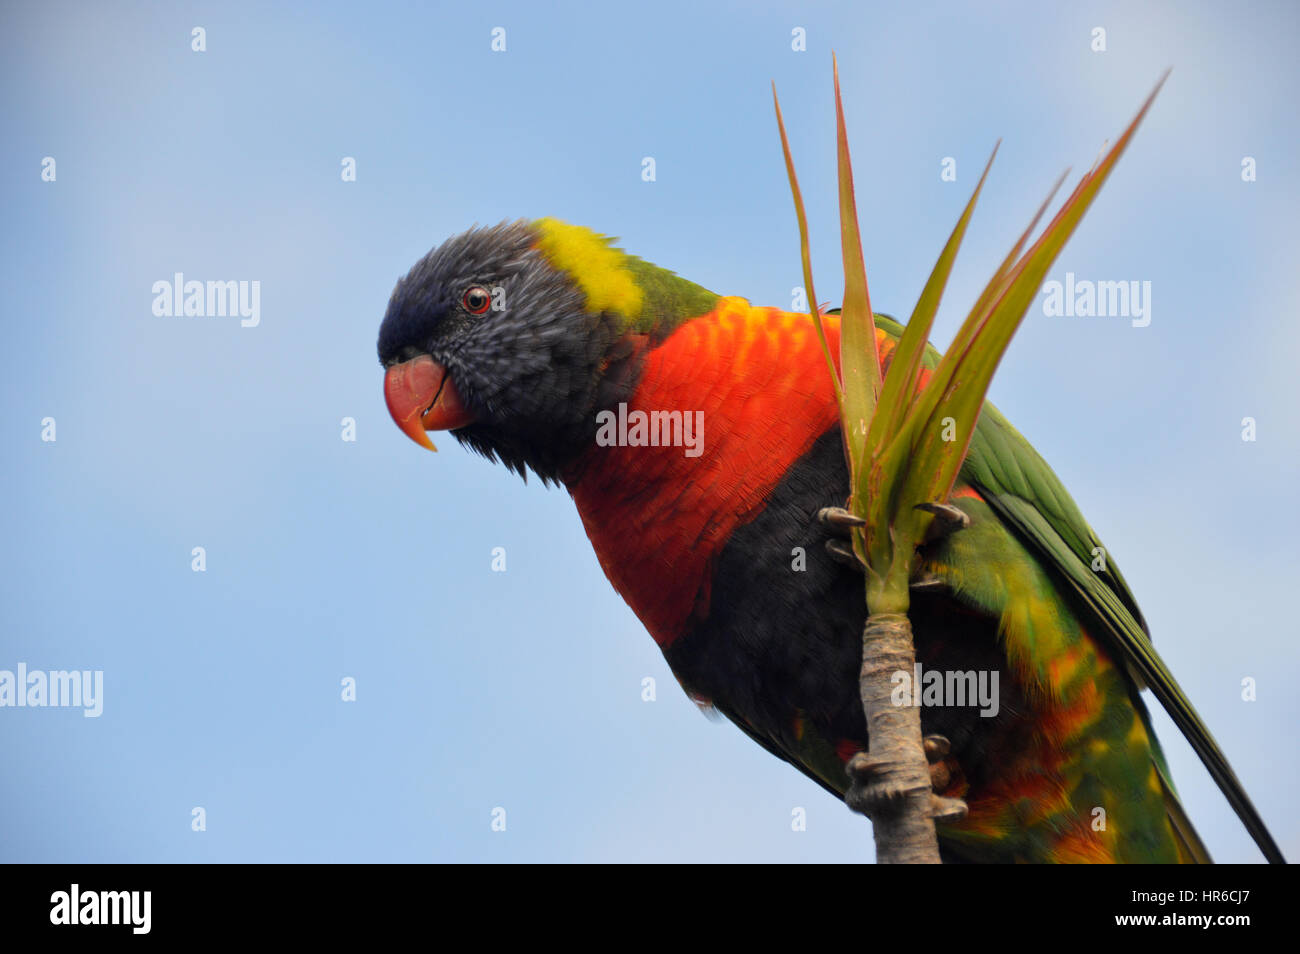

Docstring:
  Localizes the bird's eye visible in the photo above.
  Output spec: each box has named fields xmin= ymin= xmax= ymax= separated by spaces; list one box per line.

xmin=462 ymin=285 xmax=492 ymax=315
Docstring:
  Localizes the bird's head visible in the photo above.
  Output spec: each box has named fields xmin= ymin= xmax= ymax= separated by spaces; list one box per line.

xmin=378 ymin=218 xmax=717 ymax=481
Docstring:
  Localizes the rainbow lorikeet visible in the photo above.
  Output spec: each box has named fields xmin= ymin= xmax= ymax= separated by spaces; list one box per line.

xmin=378 ymin=218 xmax=1283 ymax=864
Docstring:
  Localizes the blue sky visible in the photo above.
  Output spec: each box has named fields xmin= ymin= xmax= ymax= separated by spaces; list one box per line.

xmin=2 ymin=0 xmax=1297 ymax=862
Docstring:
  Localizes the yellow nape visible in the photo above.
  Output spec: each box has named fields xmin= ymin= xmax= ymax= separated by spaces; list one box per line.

xmin=533 ymin=218 xmax=644 ymax=318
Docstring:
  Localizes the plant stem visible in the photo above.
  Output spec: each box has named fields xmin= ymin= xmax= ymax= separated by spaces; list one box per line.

xmin=859 ymin=612 xmax=942 ymax=864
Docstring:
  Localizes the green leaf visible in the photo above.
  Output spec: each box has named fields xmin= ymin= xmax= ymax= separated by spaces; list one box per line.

xmin=773 ymin=82 xmax=843 ymax=412
xmin=834 ymin=54 xmax=881 ymax=498
xmin=864 ymin=142 xmax=999 ymax=539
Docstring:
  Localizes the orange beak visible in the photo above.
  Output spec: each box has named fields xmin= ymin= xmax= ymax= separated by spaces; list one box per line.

xmin=383 ymin=355 xmax=476 ymax=452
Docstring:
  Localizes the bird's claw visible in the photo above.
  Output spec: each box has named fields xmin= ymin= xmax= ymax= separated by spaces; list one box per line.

xmin=915 ymin=501 xmax=971 ymax=542
xmin=824 ymin=538 xmax=867 ymax=571
xmin=910 ymin=503 xmax=971 ymax=593
xmin=845 ymin=752 xmax=910 ymax=816
xmin=922 ymin=733 xmax=953 ymax=791
xmin=923 ymin=733 xmax=951 ymax=759
xmin=845 ymin=734 xmax=967 ymax=822
xmin=817 ymin=507 xmax=869 ymax=572
xmin=929 ymin=795 xmax=969 ymax=822
xmin=816 ymin=502 xmax=970 ymax=580
xmin=922 ymin=735 xmax=966 ymax=818
xmin=909 ymin=573 xmax=947 ymax=593
xmin=817 ymin=506 xmax=866 ymax=533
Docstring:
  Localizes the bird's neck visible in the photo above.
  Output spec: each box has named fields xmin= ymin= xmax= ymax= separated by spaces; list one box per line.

xmin=616 ymin=256 xmax=722 ymax=340
xmin=564 ymin=298 xmax=845 ymax=646
xmin=531 ymin=219 xmax=721 ymax=341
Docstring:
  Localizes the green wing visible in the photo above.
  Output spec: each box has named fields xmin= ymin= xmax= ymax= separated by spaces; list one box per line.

xmin=872 ymin=311 xmax=1283 ymax=864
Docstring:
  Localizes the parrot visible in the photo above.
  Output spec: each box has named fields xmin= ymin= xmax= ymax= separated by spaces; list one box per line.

xmin=378 ymin=217 xmax=1283 ymax=864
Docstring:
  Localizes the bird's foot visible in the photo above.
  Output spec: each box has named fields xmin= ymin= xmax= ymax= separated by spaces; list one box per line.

xmin=914 ymin=501 xmax=971 ymax=542
xmin=816 ymin=502 xmax=970 ymax=589
xmin=816 ymin=505 xmax=866 ymax=533
xmin=817 ymin=507 xmax=868 ymax=571
xmin=845 ymin=734 xmax=968 ymax=822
